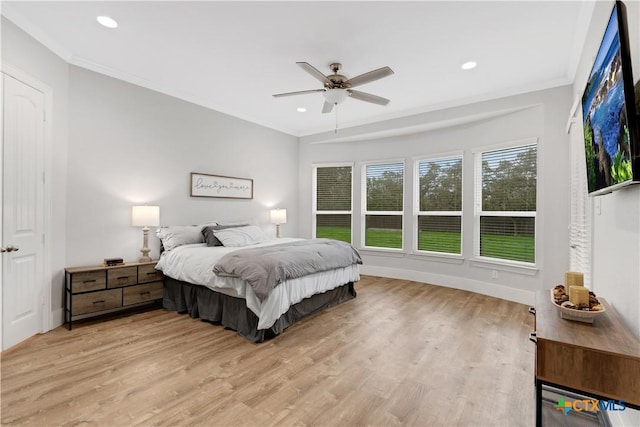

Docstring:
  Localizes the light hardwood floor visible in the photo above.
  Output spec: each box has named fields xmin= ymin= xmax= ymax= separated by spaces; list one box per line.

xmin=1 ymin=276 xmax=536 ymax=426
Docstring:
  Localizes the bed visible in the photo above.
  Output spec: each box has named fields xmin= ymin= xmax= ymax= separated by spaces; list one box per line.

xmin=155 ymin=225 xmax=361 ymax=342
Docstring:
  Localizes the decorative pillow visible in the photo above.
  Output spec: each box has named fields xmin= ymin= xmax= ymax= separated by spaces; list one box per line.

xmin=156 ymin=226 xmax=205 ymax=251
xmin=212 ymin=225 xmax=271 ymax=247
xmin=202 ymin=224 xmax=249 ymax=247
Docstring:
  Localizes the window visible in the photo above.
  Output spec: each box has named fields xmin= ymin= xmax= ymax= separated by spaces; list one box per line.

xmin=313 ymin=164 xmax=353 ymax=243
xmin=416 ymin=154 xmax=463 ymax=254
xmin=363 ymin=161 xmax=404 ymax=249
xmin=475 ymin=142 xmax=537 ymax=264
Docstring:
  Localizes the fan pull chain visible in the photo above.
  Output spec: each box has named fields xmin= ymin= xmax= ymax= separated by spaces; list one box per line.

xmin=334 ymin=103 xmax=339 ymax=134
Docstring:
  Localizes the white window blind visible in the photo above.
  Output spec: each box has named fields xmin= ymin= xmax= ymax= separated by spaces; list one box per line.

xmin=313 ymin=165 xmax=353 ymax=243
xmin=475 ymin=143 xmax=537 ymax=264
xmin=363 ymin=161 xmax=404 ymax=249
xmin=416 ymin=155 xmax=463 ymax=254
xmin=569 ymin=120 xmax=592 ymax=286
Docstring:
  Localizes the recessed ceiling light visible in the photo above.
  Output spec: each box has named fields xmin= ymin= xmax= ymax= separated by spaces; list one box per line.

xmin=461 ymin=61 xmax=477 ymax=70
xmin=296 ymin=107 xmax=307 ymax=113
xmin=97 ymin=16 xmax=118 ymax=29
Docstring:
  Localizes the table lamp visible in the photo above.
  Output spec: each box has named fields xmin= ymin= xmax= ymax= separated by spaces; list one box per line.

xmin=270 ymin=208 xmax=287 ymax=238
xmin=131 ymin=205 xmax=160 ymax=262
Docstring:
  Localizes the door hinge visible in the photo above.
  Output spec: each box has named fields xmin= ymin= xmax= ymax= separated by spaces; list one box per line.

xmin=42 ymin=234 xmax=45 ymax=245
xmin=42 ymin=172 xmax=45 ymax=184
xmin=43 ymin=110 xmax=46 ymax=122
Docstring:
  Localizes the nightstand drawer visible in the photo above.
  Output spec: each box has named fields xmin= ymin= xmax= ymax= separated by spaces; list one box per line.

xmin=123 ymin=282 xmax=163 ymax=306
xmin=72 ymin=289 xmax=122 ymax=315
xmin=107 ymin=266 xmax=138 ymax=288
xmin=71 ymin=271 xmax=106 ymax=293
xmin=138 ymin=263 xmax=162 ymax=283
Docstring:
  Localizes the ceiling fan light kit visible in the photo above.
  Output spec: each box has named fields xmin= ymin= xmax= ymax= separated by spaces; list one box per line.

xmin=273 ymin=62 xmax=394 ymax=115
xmin=323 ymin=88 xmax=349 ymax=105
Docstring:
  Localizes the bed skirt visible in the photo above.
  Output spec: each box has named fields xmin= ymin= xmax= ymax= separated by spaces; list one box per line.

xmin=163 ymin=277 xmax=356 ymax=342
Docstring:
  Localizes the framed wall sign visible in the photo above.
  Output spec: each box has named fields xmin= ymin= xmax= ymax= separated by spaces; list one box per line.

xmin=190 ymin=172 xmax=253 ymax=199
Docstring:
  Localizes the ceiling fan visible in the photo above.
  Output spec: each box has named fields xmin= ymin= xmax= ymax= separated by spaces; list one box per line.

xmin=273 ymin=62 xmax=394 ymax=113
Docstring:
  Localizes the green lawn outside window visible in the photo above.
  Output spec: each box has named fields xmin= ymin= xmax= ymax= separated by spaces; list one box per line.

xmin=316 ymin=226 xmax=534 ymax=263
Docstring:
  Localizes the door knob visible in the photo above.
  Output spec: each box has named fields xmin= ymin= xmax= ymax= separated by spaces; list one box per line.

xmin=1 ymin=246 xmax=19 ymax=253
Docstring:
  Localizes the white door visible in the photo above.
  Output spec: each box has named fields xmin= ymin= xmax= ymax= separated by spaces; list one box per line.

xmin=1 ymin=73 xmax=46 ymax=350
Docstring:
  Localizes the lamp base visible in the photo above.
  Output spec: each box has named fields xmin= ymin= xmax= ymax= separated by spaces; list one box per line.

xmin=139 ymin=227 xmax=153 ymax=263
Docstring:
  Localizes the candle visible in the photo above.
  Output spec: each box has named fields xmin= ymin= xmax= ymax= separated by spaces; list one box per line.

xmin=565 ymin=271 xmax=584 ymax=288
xmin=565 ymin=272 xmax=584 ymax=300
xmin=570 ymin=285 xmax=589 ymax=306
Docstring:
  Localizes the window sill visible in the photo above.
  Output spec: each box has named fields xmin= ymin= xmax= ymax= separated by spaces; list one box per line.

xmin=470 ymin=258 xmax=538 ymax=276
xmin=358 ymin=247 xmax=406 ymax=258
xmin=408 ymin=251 xmax=465 ymax=265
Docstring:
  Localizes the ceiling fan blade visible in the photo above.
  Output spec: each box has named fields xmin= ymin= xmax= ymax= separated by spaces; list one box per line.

xmin=345 ymin=66 xmax=394 ymax=88
xmin=272 ymin=88 xmax=325 ymax=98
xmin=297 ymin=62 xmax=333 ymax=87
xmin=348 ymin=89 xmax=390 ymax=106
xmin=322 ymin=101 xmax=334 ymax=114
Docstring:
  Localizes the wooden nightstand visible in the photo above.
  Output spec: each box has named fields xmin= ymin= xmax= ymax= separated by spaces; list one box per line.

xmin=64 ymin=261 xmax=163 ymax=330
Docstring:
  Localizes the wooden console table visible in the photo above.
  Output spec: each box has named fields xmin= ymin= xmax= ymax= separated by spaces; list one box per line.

xmin=532 ymin=291 xmax=640 ymax=426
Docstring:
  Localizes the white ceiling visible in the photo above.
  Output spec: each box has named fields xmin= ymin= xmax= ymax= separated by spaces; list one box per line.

xmin=2 ymin=1 xmax=595 ymax=137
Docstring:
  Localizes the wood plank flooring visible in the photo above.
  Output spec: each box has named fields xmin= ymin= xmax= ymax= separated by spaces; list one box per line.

xmin=1 ymin=276 xmax=535 ymax=426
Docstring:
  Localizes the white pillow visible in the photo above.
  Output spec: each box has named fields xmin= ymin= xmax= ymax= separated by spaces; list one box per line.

xmin=216 ymin=218 xmax=257 ymax=226
xmin=213 ymin=225 xmax=270 ymax=247
xmin=156 ymin=225 xmax=205 ymax=251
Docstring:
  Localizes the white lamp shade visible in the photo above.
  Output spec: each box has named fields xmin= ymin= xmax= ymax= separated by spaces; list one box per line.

xmin=270 ymin=208 xmax=287 ymax=225
xmin=323 ymin=88 xmax=349 ymax=105
xmin=132 ymin=205 xmax=160 ymax=227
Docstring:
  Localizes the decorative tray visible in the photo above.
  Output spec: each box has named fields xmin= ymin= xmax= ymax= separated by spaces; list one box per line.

xmin=550 ymin=285 xmax=605 ymax=324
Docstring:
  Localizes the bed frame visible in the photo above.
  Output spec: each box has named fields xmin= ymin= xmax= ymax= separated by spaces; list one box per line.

xmin=163 ymin=277 xmax=356 ymax=342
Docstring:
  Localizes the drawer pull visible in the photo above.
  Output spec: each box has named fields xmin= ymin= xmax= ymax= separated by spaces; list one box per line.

xmin=146 ymin=272 xmax=157 ymax=276
xmin=117 ymin=276 xmax=130 ymax=280
xmin=529 ymin=306 xmax=536 ymax=316
xmin=529 ymin=332 xmax=537 ymax=344
xmin=139 ymin=291 xmax=151 ymax=296
xmin=83 ymin=279 xmax=96 ymax=284
xmin=92 ymin=300 xmax=106 ymax=304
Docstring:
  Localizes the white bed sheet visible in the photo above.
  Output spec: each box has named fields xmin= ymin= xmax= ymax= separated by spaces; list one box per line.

xmin=155 ymin=238 xmax=360 ymax=330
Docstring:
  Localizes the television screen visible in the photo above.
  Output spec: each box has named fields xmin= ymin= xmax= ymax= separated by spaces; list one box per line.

xmin=581 ymin=0 xmax=640 ymax=195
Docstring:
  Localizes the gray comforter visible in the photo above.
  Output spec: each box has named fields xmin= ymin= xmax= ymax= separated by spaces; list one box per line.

xmin=213 ymin=239 xmax=362 ymax=301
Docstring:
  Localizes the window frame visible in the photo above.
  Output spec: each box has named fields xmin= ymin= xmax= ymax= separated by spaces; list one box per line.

xmin=413 ymin=151 xmax=464 ymax=257
xmin=473 ymin=138 xmax=538 ymax=268
xmin=312 ymin=162 xmax=354 ymax=243
xmin=360 ymin=158 xmax=405 ymax=251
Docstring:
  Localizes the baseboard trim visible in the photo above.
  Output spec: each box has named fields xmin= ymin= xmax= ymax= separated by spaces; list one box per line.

xmin=50 ymin=308 xmax=64 ymax=330
xmin=359 ymin=264 xmax=535 ymax=306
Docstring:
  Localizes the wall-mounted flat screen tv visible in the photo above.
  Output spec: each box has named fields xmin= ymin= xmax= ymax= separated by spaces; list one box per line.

xmin=582 ymin=0 xmax=640 ymax=196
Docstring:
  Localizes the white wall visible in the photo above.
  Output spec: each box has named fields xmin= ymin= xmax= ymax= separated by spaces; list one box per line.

xmin=2 ymin=17 xmax=299 ymax=328
xmin=571 ymin=0 xmax=640 ymax=341
xmin=67 ymin=66 xmax=299 ymax=267
xmin=299 ymin=86 xmax=573 ymax=305
xmin=1 ymin=17 xmax=69 ymax=316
